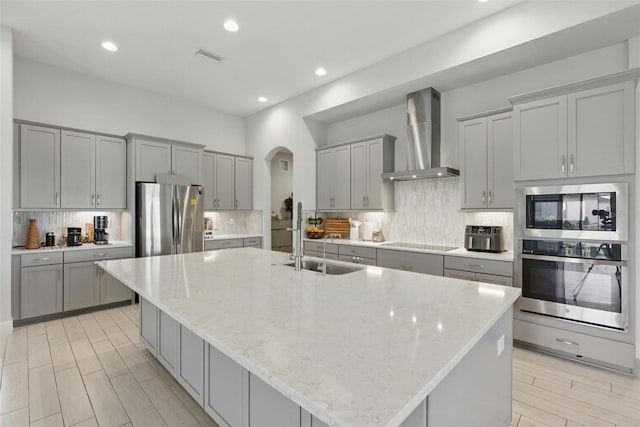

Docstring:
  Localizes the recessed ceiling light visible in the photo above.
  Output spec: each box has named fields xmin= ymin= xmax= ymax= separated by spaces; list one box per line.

xmin=101 ymin=41 xmax=118 ymax=52
xmin=315 ymin=67 xmax=327 ymax=76
xmin=224 ymin=19 xmax=239 ymax=32
xmin=257 ymin=96 xmax=267 ymax=103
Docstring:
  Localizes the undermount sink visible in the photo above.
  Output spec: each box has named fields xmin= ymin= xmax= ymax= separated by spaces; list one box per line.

xmin=283 ymin=260 xmax=363 ymax=275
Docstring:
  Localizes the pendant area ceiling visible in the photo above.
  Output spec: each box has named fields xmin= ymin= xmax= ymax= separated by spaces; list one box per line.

xmin=0 ymin=1 xmax=520 ymax=117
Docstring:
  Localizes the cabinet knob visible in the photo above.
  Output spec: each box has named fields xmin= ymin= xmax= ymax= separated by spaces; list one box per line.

xmin=97 ymin=195 xmax=101 ymax=206
xmin=55 ymin=193 xmax=60 ymax=206
xmin=561 ymin=155 xmax=566 ymax=174
xmin=569 ymin=154 xmax=574 ymax=173
xmin=488 ymin=191 xmax=492 ymax=205
xmin=91 ymin=194 xmax=95 ymax=206
xmin=482 ymin=191 xmax=486 ymax=205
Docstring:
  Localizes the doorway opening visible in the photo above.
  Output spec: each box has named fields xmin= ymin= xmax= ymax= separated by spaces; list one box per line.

xmin=270 ymin=148 xmax=293 ymax=252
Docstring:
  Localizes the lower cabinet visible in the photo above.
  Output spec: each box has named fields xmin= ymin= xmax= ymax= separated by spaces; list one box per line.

xmin=443 ymin=256 xmax=513 ymax=286
xmin=376 ymin=249 xmax=444 ymax=276
xmin=205 ymin=237 xmax=263 ymax=251
xmin=100 ymin=269 xmax=133 ymax=304
xmin=21 ymin=263 xmax=63 ymax=318
xmin=206 ymin=344 xmax=246 ymax=427
xmin=249 ymin=373 xmax=300 ymax=427
xmin=158 ymin=310 xmax=179 ymax=375
xmin=140 ymin=297 xmax=158 ymax=355
xmin=64 ymin=261 xmax=100 ymax=311
xmin=179 ymin=325 xmax=205 ymax=405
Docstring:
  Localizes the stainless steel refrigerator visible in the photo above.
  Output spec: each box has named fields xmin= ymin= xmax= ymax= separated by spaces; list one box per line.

xmin=136 ymin=183 xmax=204 ymax=257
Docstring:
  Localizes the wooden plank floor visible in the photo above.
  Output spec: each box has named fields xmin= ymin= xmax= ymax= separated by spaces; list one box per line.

xmin=0 ymin=305 xmax=638 ymax=426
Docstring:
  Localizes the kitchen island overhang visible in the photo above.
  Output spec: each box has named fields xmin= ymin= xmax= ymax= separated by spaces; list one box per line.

xmin=97 ymin=248 xmax=521 ymax=427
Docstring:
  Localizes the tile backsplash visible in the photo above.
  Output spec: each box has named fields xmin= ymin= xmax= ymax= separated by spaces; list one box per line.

xmin=204 ymin=210 xmax=263 ymax=235
xmin=13 ymin=211 xmax=125 ymax=247
xmin=308 ymin=178 xmax=514 ymax=251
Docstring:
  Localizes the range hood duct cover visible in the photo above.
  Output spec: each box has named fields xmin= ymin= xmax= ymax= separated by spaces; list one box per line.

xmin=382 ymin=87 xmax=459 ymax=181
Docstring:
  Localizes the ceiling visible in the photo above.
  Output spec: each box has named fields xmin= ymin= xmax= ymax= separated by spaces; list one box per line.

xmin=0 ymin=0 xmax=521 ymax=117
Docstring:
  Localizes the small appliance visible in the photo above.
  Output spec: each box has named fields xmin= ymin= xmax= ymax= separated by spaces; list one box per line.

xmin=67 ymin=227 xmax=82 ymax=246
xmin=45 ymin=232 xmax=55 ymax=247
xmin=464 ymin=225 xmax=504 ymax=252
xmin=93 ymin=215 xmax=109 ymax=245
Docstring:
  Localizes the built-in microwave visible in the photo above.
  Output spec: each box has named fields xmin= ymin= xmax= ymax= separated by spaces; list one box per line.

xmin=519 ymin=183 xmax=628 ymax=241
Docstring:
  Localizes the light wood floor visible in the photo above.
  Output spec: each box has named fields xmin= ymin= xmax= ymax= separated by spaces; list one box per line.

xmin=0 ymin=305 xmax=638 ymax=427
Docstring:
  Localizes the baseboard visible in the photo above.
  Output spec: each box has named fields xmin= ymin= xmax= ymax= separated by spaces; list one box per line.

xmin=0 ymin=320 xmax=14 ymax=335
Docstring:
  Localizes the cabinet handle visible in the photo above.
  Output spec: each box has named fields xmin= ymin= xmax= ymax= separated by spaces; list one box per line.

xmin=91 ymin=194 xmax=95 ymax=206
xmin=482 ymin=191 xmax=485 ymax=205
xmin=235 ymin=199 xmax=238 ymax=209
xmin=569 ymin=154 xmax=574 ymax=173
xmin=363 ymin=195 xmax=366 ymax=207
xmin=401 ymin=265 xmax=413 ymax=271
xmin=97 ymin=195 xmax=101 ymax=206
xmin=55 ymin=193 xmax=59 ymax=206
xmin=366 ymin=195 xmax=369 ymax=207
xmin=556 ymin=338 xmax=579 ymax=347
xmin=561 ymin=155 xmax=566 ymax=174
xmin=93 ymin=253 xmax=107 ymax=257
xmin=36 ymin=257 xmax=51 ymax=261
xmin=469 ymin=264 xmax=485 ymax=269
xmin=488 ymin=191 xmax=492 ymax=205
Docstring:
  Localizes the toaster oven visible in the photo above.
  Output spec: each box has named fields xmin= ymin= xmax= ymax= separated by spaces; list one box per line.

xmin=464 ymin=225 xmax=504 ymax=253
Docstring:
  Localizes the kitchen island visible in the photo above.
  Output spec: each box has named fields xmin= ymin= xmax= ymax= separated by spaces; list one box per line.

xmin=97 ymin=248 xmax=520 ymax=427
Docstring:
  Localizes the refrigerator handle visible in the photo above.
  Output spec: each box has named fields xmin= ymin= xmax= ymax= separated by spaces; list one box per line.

xmin=173 ymin=189 xmax=181 ymax=254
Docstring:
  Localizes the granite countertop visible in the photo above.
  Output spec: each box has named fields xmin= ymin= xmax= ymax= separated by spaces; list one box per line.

xmin=12 ymin=240 xmax=133 ymax=255
xmin=304 ymin=237 xmax=514 ymax=261
xmin=98 ymin=248 xmax=520 ymax=427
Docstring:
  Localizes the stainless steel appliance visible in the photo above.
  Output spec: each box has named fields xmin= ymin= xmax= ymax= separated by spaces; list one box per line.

xmin=519 ymin=183 xmax=628 ymax=241
xmin=93 ymin=215 xmax=109 ymax=245
xmin=136 ymin=182 xmax=204 ymax=257
xmin=518 ymin=239 xmax=628 ymax=330
xmin=45 ymin=232 xmax=55 ymax=247
xmin=67 ymin=227 xmax=82 ymax=246
xmin=464 ymin=225 xmax=504 ymax=252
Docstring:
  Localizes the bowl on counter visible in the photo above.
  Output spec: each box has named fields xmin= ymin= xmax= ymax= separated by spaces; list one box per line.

xmin=307 ymin=229 xmax=325 ymax=239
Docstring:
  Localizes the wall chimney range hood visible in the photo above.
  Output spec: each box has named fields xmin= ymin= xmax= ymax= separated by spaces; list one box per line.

xmin=382 ymin=88 xmax=459 ymax=181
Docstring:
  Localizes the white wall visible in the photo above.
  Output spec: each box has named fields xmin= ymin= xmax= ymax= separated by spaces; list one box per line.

xmin=270 ymin=150 xmax=293 ymax=217
xmin=14 ymin=57 xmax=246 ymax=153
xmin=0 ymin=26 xmax=14 ymax=332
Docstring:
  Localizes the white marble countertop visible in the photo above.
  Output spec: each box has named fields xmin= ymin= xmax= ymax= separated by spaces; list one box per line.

xmin=304 ymin=238 xmax=514 ymax=261
xmin=204 ymin=233 xmax=263 ymax=241
xmin=98 ymin=248 xmax=520 ymax=427
xmin=12 ymin=240 xmax=133 ymax=255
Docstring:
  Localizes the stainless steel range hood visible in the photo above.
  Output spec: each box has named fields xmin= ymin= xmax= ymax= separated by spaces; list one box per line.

xmin=382 ymin=88 xmax=459 ymax=181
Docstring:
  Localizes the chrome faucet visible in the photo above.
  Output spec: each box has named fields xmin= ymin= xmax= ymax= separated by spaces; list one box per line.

xmin=287 ymin=202 xmax=304 ymax=271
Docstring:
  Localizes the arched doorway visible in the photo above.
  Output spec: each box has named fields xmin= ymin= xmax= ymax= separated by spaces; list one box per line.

xmin=266 ymin=147 xmax=293 ymax=252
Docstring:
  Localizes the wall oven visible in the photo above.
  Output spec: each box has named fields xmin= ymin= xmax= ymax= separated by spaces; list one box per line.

xmin=518 ymin=239 xmax=628 ymax=330
xmin=517 ymin=182 xmax=630 ymax=331
xmin=521 ymin=183 xmax=628 ymax=241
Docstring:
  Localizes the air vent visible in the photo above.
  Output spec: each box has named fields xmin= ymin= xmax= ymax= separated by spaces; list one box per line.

xmin=195 ymin=49 xmax=222 ymax=63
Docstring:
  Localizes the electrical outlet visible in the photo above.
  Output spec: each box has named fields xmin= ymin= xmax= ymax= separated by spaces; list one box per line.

xmin=497 ymin=334 xmax=505 ymax=356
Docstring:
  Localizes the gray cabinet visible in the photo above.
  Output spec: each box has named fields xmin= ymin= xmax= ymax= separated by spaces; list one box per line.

xmin=249 ymin=373 xmax=300 ymax=427
xmin=443 ymin=256 xmax=513 ymax=286
xmin=158 ymin=310 xmax=179 ymax=376
xmin=206 ymin=344 xmax=247 ymax=427
xmin=511 ymin=71 xmax=637 ymax=180
xmin=178 ymin=325 xmax=205 ymax=405
xmin=99 ymin=269 xmax=132 ymax=304
xmin=376 ymin=249 xmax=443 ymax=276
xmin=243 ymin=237 xmax=262 ymax=249
xmin=316 ymin=145 xmax=350 ymax=210
xmin=338 ymin=244 xmax=376 ymax=265
xmin=350 ymin=136 xmax=394 ymax=210
xmin=271 ymin=220 xmax=292 ymax=253
xmin=21 ymin=260 xmax=63 ymax=319
xmin=63 ymin=261 xmax=100 ymax=311
xmin=205 ymin=238 xmax=244 ymax=251
xmin=204 ymin=152 xmax=235 ymax=210
xmin=61 ymin=131 xmax=126 ymax=209
xmin=234 ymin=157 xmax=252 ymax=210
xmin=140 ymin=296 xmax=159 ymax=355
xmin=20 ymin=124 xmax=61 ymax=208
xmin=133 ymin=135 xmax=203 ymax=184
xmin=459 ymin=111 xmax=513 ymax=209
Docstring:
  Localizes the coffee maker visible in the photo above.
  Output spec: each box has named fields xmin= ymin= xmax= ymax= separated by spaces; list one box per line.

xmin=93 ymin=216 xmax=109 ymax=245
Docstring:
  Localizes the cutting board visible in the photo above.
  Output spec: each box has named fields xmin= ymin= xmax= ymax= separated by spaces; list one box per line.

xmin=323 ymin=218 xmax=350 ymax=237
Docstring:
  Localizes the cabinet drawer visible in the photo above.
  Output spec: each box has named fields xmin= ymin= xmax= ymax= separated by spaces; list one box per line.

xmin=205 ymin=239 xmax=243 ymax=251
xmin=444 ymin=256 xmax=512 ymax=277
xmin=243 ymin=237 xmax=262 ymax=248
xmin=64 ymin=247 xmax=133 ymax=263
xmin=514 ymin=319 xmax=634 ymax=370
xmin=339 ymin=244 xmax=377 ymax=259
xmin=338 ymin=254 xmax=376 ymax=266
xmin=305 ymin=250 xmax=339 ymax=261
xmin=443 ymin=269 xmax=476 ymax=281
xmin=21 ymin=251 xmax=63 ymax=267
xmin=476 ymin=273 xmax=513 ymax=287
xmin=304 ymin=240 xmax=338 ymax=254
xmin=377 ymin=249 xmax=443 ymax=276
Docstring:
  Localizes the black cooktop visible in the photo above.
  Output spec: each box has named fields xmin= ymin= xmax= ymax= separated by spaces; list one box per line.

xmin=383 ymin=242 xmax=458 ymax=252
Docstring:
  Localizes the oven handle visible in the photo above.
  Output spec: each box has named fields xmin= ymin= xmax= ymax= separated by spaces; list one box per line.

xmin=520 ymin=253 xmax=627 ymax=267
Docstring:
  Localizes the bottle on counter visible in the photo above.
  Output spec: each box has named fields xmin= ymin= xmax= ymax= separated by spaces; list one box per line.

xmin=25 ymin=218 xmax=41 ymax=249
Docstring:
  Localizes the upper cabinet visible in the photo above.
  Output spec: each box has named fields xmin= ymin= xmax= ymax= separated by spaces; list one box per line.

xmin=19 ymin=124 xmax=125 ymax=210
xmin=317 ymin=145 xmax=351 ymax=211
xmin=60 ymin=131 xmax=126 ymax=209
xmin=510 ymin=70 xmax=638 ymax=181
xmin=459 ymin=110 xmax=513 ymax=209
xmin=20 ymin=124 xmax=61 ymax=209
xmin=350 ymin=136 xmax=395 ymax=210
xmin=203 ymin=151 xmax=252 ymax=211
xmin=318 ymin=134 xmax=395 ymax=211
xmin=131 ymin=135 xmax=204 ymax=185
